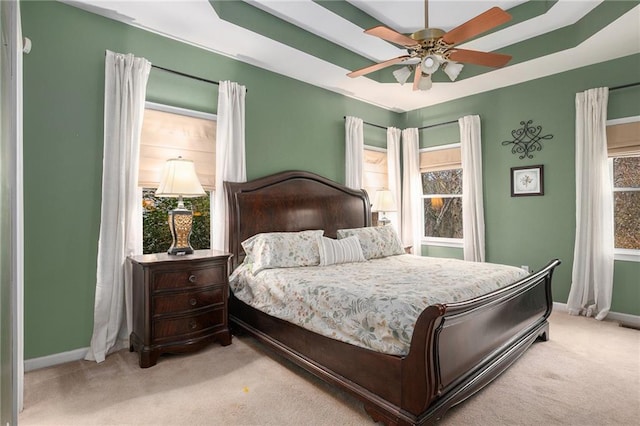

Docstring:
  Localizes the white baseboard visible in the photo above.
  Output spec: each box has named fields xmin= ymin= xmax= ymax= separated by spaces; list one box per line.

xmin=24 ymin=347 xmax=88 ymax=372
xmin=607 ymin=311 xmax=640 ymax=329
xmin=552 ymin=302 xmax=569 ymax=313
xmin=553 ymin=302 xmax=640 ymax=328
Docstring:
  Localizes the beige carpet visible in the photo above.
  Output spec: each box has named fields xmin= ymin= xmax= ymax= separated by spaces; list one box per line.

xmin=20 ymin=312 xmax=640 ymax=425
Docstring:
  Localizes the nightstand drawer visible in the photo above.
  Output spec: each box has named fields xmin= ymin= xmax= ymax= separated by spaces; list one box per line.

xmin=153 ymin=266 xmax=225 ymax=291
xmin=154 ymin=308 xmax=225 ymax=341
xmin=154 ymin=287 xmax=224 ymax=315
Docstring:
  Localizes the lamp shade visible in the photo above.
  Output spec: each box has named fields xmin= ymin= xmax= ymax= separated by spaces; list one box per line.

xmin=420 ymin=55 xmax=440 ymax=74
xmin=155 ymin=157 xmax=206 ymax=197
xmin=372 ymin=189 xmax=397 ymax=213
xmin=444 ymin=61 xmax=464 ymax=81
xmin=417 ymin=73 xmax=433 ymax=91
xmin=392 ymin=66 xmax=412 ymax=85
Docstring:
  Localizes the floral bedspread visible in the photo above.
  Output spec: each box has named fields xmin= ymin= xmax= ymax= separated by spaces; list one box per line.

xmin=229 ymin=254 xmax=528 ymax=355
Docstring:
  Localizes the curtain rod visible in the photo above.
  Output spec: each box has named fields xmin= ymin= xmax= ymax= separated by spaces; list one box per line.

xmin=342 ymin=117 xmax=461 ymax=131
xmin=418 ymin=119 xmax=458 ymax=130
xmin=610 ymin=82 xmax=640 ymax=91
xmin=343 ymin=116 xmax=388 ymax=130
xmin=152 ymin=64 xmax=220 ymax=86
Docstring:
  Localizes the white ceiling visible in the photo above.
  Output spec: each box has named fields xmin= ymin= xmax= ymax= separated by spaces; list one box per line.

xmin=63 ymin=0 xmax=640 ymax=112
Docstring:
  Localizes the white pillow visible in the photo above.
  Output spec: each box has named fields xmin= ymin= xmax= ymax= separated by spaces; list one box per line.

xmin=241 ymin=230 xmax=324 ymax=274
xmin=317 ymin=236 xmax=366 ymax=266
xmin=336 ymin=225 xmax=404 ymax=260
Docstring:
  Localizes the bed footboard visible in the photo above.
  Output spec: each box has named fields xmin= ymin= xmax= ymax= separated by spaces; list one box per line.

xmin=398 ymin=259 xmax=560 ymax=424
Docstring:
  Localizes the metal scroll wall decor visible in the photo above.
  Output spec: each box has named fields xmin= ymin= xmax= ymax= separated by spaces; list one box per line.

xmin=502 ymin=119 xmax=553 ymax=159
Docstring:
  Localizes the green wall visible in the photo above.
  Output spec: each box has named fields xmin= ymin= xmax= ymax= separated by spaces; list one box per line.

xmin=20 ymin=1 xmax=399 ymax=359
xmin=405 ymin=54 xmax=640 ymax=315
xmin=20 ymin=1 xmax=640 ymax=360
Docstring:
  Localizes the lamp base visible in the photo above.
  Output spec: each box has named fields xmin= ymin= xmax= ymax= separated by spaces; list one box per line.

xmin=377 ymin=212 xmax=391 ymax=227
xmin=377 ymin=218 xmax=391 ymax=227
xmin=167 ymin=208 xmax=194 ymax=255
xmin=167 ymin=246 xmax=194 ymax=256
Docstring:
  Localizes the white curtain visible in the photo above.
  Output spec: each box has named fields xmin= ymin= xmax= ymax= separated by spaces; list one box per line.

xmin=459 ymin=115 xmax=485 ymax=262
xmin=401 ymin=128 xmax=422 ymax=254
xmin=567 ymin=87 xmax=614 ymax=321
xmin=86 ymin=51 xmax=151 ymax=362
xmin=212 ymin=81 xmax=247 ymax=252
xmin=345 ymin=116 xmax=363 ymax=190
xmin=387 ymin=127 xmax=402 ymax=234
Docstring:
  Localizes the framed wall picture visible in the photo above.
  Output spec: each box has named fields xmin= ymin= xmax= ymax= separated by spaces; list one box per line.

xmin=511 ymin=165 xmax=544 ymax=197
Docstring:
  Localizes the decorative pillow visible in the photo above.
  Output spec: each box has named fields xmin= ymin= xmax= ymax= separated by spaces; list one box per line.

xmin=241 ymin=230 xmax=324 ymax=274
xmin=317 ymin=236 xmax=366 ymax=266
xmin=336 ymin=225 xmax=404 ymax=260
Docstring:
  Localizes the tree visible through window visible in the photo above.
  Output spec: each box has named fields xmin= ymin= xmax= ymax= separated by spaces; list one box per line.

xmin=612 ymin=156 xmax=640 ymax=250
xmin=142 ymin=189 xmax=211 ymax=254
xmin=421 ymin=168 xmax=463 ymax=239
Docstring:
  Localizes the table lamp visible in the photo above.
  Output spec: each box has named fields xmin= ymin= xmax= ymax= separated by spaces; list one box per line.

xmin=155 ymin=157 xmax=206 ymax=255
xmin=372 ymin=189 xmax=397 ymax=227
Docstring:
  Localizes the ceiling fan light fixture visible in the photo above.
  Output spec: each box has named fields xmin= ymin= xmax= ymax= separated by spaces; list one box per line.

xmin=420 ymin=55 xmax=440 ymax=74
xmin=417 ymin=73 xmax=432 ymax=91
xmin=392 ymin=66 xmax=413 ymax=85
xmin=443 ymin=61 xmax=464 ymax=81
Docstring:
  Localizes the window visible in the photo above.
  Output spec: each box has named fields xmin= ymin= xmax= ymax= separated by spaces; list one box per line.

xmin=420 ymin=144 xmax=463 ymax=247
xmin=611 ymin=157 xmax=640 ymax=250
xmin=607 ymin=117 xmax=640 ymax=261
xmin=363 ymin=146 xmax=390 ymax=225
xmin=362 ymin=146 xmax=388 ymax=197
xmin=139 ymin=103 xmax=216 ymax=254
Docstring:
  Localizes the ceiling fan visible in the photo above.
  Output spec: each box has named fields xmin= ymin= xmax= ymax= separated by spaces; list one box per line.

xmin=347 ymin=0 xmax=513 ymax=91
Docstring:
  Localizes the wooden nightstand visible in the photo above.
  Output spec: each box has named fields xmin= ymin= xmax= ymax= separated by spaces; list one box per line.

xmin=129 ymin=249 xmax=232 ymax=368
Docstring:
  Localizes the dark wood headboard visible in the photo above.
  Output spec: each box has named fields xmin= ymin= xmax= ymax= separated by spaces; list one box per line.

xmin=225 ymin=170 xmax=371 ymax=269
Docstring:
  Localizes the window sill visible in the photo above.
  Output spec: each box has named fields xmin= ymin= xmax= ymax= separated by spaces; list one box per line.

xmin=421 ymin=237 xmax=463 ymax=248
xmin=614 ymin=249 xmax=640 ymax=263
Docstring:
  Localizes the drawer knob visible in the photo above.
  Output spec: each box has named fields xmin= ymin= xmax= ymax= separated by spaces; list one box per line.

xmin=189 ymin=298 xmax=197 ymax=306
xmin=189 ymin=320 xmax=198 ymax=330
xmin=188 ymin=275 xmax=197 ymax=283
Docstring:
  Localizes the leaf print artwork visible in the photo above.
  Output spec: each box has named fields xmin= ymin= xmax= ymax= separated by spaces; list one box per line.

xmin=511 ymin=165 xmax=544 ymax=196
xmin=520 ymin=174 xmax=533 ymax=188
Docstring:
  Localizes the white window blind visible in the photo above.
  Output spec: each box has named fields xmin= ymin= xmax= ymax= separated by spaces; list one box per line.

xmin=420 ymin=146 xmax=461 ymax=172
xmin=363 ymin=147 xmax=388 ymax=196
xmin=139 ymin=104 xmax=216 ymax=190
xmin=607 ymin=120 xmax=640 ymax=157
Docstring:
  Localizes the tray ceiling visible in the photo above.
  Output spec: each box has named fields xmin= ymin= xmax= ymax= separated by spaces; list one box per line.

xmin=63 ymin=0 xmax=640 ymax=112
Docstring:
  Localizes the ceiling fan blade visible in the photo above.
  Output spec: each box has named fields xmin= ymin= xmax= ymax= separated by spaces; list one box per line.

xmin=442 ymin=7 xmax=511 ymax=45
xmin=365 ymin=26 xmax=420 ymax=48
xmin=347 ymin=55 xmax=411 ymax=78
xmin=448 ymin=49 xmax=512 ymax=68
xmin=412 ymin=66 xmax=421 ymax=91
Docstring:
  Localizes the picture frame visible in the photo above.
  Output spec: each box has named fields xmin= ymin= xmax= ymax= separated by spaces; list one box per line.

xmin=511 ymin=165 xmax=544 ymax=197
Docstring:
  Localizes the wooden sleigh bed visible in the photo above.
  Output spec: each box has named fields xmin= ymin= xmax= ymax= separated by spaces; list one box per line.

xmin=225 ymin=170 xmax=560 ymax=425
